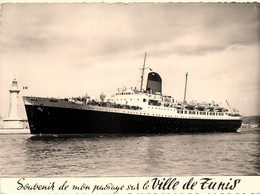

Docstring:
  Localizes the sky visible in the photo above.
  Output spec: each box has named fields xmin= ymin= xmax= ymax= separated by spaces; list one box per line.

xmin=0 ymin=3 xmax=259 ymax=119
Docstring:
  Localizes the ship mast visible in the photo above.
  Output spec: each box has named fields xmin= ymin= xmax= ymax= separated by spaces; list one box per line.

xmin=140 ymin=52 xmax=147 ymax=91
xmin=183 ymin=72 xmax=188 ymax=103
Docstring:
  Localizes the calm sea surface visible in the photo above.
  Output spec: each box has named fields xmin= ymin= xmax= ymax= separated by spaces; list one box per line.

xmin=0 ymin=128 xmax=259 ymax=177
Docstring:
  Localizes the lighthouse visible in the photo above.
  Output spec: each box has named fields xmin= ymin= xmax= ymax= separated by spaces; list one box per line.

xmin=3 ymin=79 xmax=24 ymax=128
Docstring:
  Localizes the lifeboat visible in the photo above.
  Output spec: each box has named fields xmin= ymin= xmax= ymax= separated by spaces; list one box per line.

xmin=184 ymin=104 xmax=195 ymax=110
xmin=206 ymin=106 xmax=215 ymax=111
xmin=174 ymin=104 xmax=183 ymax=109
xmin=215 ymin=107 xmax=224 ymax=112
xmin=196 ymin=105 xmax=206 ymax=111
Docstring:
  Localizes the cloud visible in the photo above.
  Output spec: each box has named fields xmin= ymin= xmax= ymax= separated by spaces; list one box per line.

xmin=1 ymin=3 xmax=259 ymax=59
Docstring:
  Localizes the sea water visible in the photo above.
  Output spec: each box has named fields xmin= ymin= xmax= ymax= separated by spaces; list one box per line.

xmin=0 ymin=128 xmax=259 ymax=177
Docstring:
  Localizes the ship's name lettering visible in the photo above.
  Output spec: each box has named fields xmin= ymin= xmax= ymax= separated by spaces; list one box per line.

xmin=150 ymin=177 xmax=179 ymax=190
xmin=91 ymin=183 xmax=124 ymax=193
xmin=200 ymin=178 xmax=241 ymax=190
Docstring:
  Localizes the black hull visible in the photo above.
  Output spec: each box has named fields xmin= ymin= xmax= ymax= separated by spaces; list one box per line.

xmin=25 ymin=105 xmax=242 ymax=134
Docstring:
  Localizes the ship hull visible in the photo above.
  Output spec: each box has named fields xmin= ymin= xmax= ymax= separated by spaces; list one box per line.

xmin=25 ymin=104 xmax=242 ymax=135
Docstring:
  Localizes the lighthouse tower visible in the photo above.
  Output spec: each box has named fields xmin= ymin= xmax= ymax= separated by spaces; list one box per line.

xmin=3 ymin=79 xmax=23 ymax=128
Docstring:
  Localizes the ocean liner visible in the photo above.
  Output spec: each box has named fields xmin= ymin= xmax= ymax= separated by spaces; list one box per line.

xmin=23 ymin=54 xmax=242 ymax=134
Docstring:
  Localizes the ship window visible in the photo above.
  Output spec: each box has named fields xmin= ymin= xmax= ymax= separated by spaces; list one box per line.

xmin=148 ymin=100 xmax=161 ymax=106
xmin=143 ymin=99 xmax=147 ymax=102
